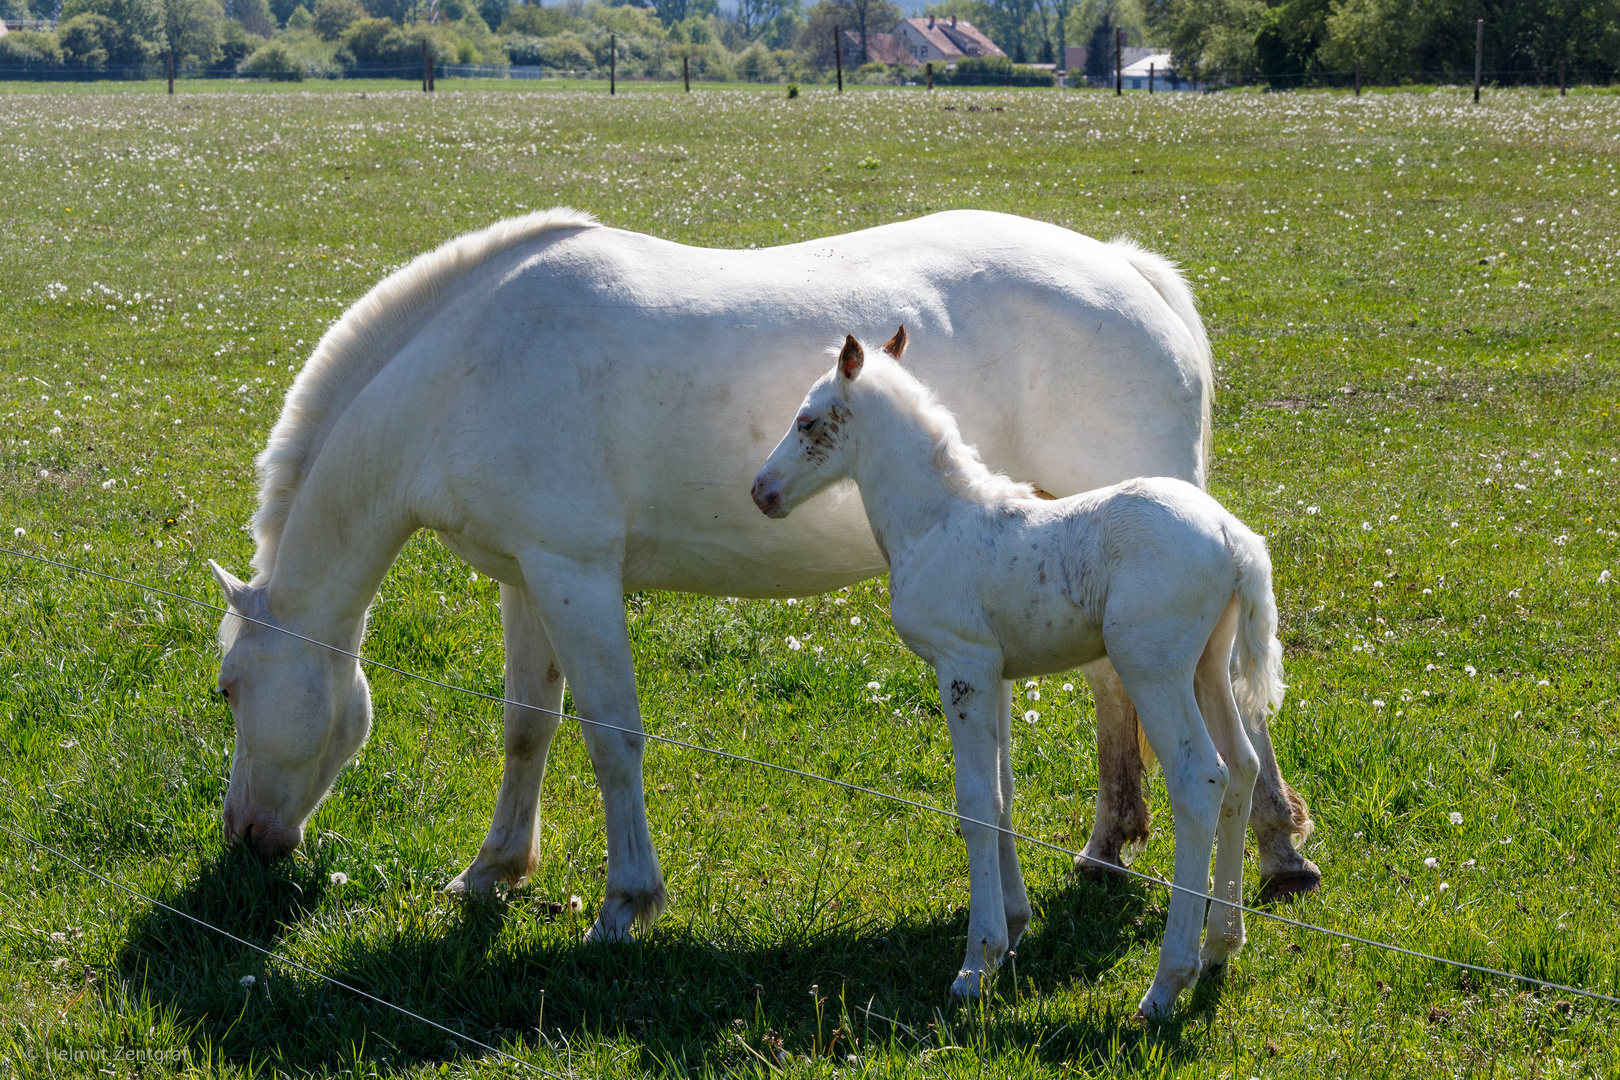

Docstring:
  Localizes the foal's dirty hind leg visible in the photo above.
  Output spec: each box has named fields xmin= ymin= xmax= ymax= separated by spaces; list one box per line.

xmin=1192 ymin=603 xmax=1261 ymax=972
xmin=1076 ymin=659 xmax=1153 ymax=877
xmin=447 ymin=584 xmax=565 ymax=895
xmin=522 ymin=555 xmax=666 ymax=941
xmin=995 ymin=679 xmax=1034 ymax=950
xmin=1247 ymin=717 xmax=1321 ymax=900
xmin=939 ymin=662 xmax=1013 ymax=999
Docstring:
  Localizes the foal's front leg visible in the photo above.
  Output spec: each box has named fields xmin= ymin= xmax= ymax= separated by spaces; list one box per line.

xmin=995 ymin=679 xmax=1033 ymax=949
xmin=938 ymin=655 xmax=1013 ymax=999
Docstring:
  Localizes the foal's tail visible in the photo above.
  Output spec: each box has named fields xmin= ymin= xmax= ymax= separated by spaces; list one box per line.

xmin=1231 ymin=527 xmax=1286 ymax=729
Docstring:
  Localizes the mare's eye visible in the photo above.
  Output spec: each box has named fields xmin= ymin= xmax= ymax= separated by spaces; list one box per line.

xmin=797 ymin=417 xmax=816 ymax=434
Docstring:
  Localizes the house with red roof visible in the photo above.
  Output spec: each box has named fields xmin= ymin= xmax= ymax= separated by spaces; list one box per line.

xmin=890 ymin=16 xmax=1005 ymax=67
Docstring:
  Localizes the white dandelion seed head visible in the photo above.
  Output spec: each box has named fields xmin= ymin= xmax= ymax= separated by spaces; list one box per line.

xmin=1449 ymin=812 xmax=1463 ymax=825
xmin=329 ymin=871 xmax=348 ymax=885
xmin=1062 ymin=683 xmax=1074 ymax=692
xmin=568 ymin=895 xmax=583 ymax=913
xmin=240 ymin=975 xmax=257 ymax=989
xmin=12 ymin=528 xmax=24 ymax=537
xmin=1423 ymin=857 xmax=1439 ymax=869
xmin=1600 ymin=570 xmax=1612 ymax=585
xmin=849 ymin=615 xmax=861 ymax=626
xmin=1026 ymin=689 xmax=1040 ymax=701
xmin=785 ymin=636 xmax=802 ymax=651
xmin=1361 ymin=521 xmax=1372 ymax=531
xmin=1306 ymin=506 xmax=1320 ymax=515
xmin=1022 ymin=710 xmax=1039 ymax=723
xmin=1465 ymin=665 xmax=1477 ymax=677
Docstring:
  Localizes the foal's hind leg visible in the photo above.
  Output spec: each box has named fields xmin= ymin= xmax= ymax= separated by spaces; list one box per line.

xmin=995 ymin=679 xmax=1033 ymax=949
xmin=1192 ymin=601 xmax=1260 ymax=969
xmin=448 ymin=583 xmax=564 ymax=895
xmin=1076 ymin=659 xmax=1152 ymax=877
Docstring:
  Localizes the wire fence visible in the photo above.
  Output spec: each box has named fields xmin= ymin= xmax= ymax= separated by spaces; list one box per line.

xmin=0 ymin=543 xmax=1615 ymax=1065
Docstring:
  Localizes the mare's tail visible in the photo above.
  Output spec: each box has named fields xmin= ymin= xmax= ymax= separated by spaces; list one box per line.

xmin=1230 ymin=527 xmax=1286 ymax=729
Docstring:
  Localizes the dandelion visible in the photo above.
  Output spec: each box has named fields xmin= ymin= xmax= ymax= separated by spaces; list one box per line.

xmin=1448 ymin=811 xmax=1463 ymax=826
xmin=1026 ymin=689 xmax=1040 ymax=701
xmin=1462 ymin=859 xmax=1475 ymax=868
xmin=1022 ymin=709 xmax=1039 ymax=723
xmin=568 ymin=895 xmax=583 ymax=913
xmin=1373 ymin=580 xmax=1384 ymax=589
xmin=1422 ymin=588 xmax=1433 ymax=595
xmin=1361 ymin=521 xmax=1372 ymax=531
xmin=1600 ymin=570 xmax=1612 ymax=585
xmin=1423 ymin=857 xmax=1439 ymax=869
xmin=12 ymin=528 xmax=24 ymax=537
xmin=1536 ymin=679 xmax=1549 ymax=686
xmin=1438 ymin=882 xmax=1450 ymax=892
xmin=1507 ymin=589 xmax=1521 ymax=599
xmin=849 ymin=615 xmax=861 ymax=626
xmin=1306 ymin=506 xmax=1320 ymax=515
xmin=101 ymin=478 xmax=116 ymax=490
xmin=329 ymin=871 xmax=348 ymax=885
xmin=866 ymin=681 xmax=881 ymax=691
xmin=1465 ymin=665 xmax=1477 ymax=677
xmin=1062 ymin=682 xmax=1074 ymax=692
xmin=785 ymin=636 xmax=802 ymax=651
xmin=1372 ymin=699 xmax=1386 ymax=708
xmin=785 ymin=598 xmax=798 ymax=606
xmin=240 ymin=975 xmax=257 ymax=990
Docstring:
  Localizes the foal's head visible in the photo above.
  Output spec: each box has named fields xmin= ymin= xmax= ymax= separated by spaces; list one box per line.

xmin=210 ymin=563 xmax=373 ymax=858
xmin=751 ymin=326 xmax=907 ymax=518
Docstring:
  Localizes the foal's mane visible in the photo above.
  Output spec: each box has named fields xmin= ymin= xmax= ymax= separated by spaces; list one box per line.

xmin=860 ymin=350 xmax=1037 ymax=506
xmin=249 ymin=207 xmax=599 ymax=582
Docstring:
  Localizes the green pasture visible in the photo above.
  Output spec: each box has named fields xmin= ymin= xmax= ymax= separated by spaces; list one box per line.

xmin=1 ymin=84 xmax=1617 ymax=1077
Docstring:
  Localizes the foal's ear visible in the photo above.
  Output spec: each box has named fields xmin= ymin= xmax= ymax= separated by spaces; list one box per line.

xmin=881 ymin=323 xmax=908 ymax=360
xmin=838 ymin=334 xmax=865 ymax=381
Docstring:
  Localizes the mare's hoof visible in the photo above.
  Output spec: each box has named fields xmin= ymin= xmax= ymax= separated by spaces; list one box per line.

xmin=949 ymin=971 xmax=984 ymax=1000
xmin=1256 ymin=862 xmax=1322 ymax=902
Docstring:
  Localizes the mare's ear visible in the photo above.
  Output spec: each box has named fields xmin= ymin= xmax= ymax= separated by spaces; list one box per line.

xmin=881 ymin=324 xmax=908 ymax=360
xmin=209 ymin=560 xmax=260 ymax=614
xmin=838 ymin=334 xmax=865 ymax=381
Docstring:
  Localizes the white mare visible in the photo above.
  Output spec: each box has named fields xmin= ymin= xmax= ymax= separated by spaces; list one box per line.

xmin=208 ymin=208 xmax=1316 ymax=948
xmin=752 ymin=332 xmax=1285 ymax=1015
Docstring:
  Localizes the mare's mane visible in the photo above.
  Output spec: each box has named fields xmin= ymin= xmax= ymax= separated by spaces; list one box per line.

xmin=248 ymin=208 xmax=599 ymax=583
xmin=858 ymin=349 xmax=1037 ymax=506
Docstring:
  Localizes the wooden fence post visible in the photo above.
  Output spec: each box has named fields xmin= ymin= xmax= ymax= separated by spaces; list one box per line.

xmin=421 ymin=38 xmax=429 ymax=92
xmin=1355 ymin=59 xmax=1361 ymax=95
xmin=1148 ymin=62 xmax=1153 ymax=93
xmin=1115 ymin=28 xmax=1123 ymax=96
xmin=926 ymin=61 xmax=932 ymax=90
xmin=610 ymin=34 xmax=616 ymax=95
xmin=834 ymin=24 xmax=843 ymax=92
xmin=167 ymin=52 xmax=174 ymax=94
xmin=1474 ymin=19 xmax=1483 ymax=103
xmin=1559 ymin=59 xmax=1566 ymax=95
xmin=683 ymin=54 xmax=690 ymax=92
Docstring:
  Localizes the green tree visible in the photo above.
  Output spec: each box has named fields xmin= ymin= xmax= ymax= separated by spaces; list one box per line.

xmin=60 ymin=0 xmax=164 ymax=65
xmin=311 ymin=0 xmax=362 ymax=37
xmin=229 ymin=0 xmax=275 ymax=36
xmin=1254 ymin=0 xmax=1330 ymax=86
xmin=1161 ymin=0 xmax=1263 ymax=83
xmin=57 ymin=12 xmax=118 ymax=65
xmin=0 ymin=29 xmax=66 ymax=65
xmin=163 ymin=0 xmax=224 ymax=63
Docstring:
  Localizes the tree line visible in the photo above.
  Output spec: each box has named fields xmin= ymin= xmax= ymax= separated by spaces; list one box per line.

xmin=2 ymin=0 xmax=1615 ymax=83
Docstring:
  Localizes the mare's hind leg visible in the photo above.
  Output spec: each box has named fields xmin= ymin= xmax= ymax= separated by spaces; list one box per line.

xmin=995 ymin=679 xmax=1033 ymax=949
xmin=1249 ymin=718 xmax=1321 ymax=899
xmin=1076 ymin=659 xmax=1152 ymax=877
xmin=519 ymin=552 xmax=665 ymax=942
xmin=447 ymin=583 xmax=564 ymax=894
xmin=1192 ymin=601 xmax=1260 ymax=969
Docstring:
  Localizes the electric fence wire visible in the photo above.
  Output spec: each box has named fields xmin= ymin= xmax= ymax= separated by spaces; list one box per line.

xmin=3 ymin=545 xmax=1618 ymax=1015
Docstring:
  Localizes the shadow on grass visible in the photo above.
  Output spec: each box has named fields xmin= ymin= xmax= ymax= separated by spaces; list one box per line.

xmin=116 ymin=856 xmax=1223 ymax=1075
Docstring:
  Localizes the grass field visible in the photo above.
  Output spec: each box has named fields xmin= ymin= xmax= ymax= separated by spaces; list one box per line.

xmin=1 ymin=82 xmax=1618 ymax=1078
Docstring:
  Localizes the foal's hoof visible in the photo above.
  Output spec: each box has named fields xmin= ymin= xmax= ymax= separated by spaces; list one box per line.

xmin=1256 ymin=860 xmax=1322 ymax=902
xmin=949 ymin=970 xmax=986 ymax=1000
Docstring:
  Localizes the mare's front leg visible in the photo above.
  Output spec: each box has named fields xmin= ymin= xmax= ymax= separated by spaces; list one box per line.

xmin=938 ymin=654 xmax=1013 ymax=999
xmin=520 ymin=553 xmax=665 ymax=941
xmin=447 ymin=583 xmax=564 ymax=894
xmin=1076 ymin=659 xmax=1152 ymax=876
xmin=995 ymin=679 xmax=1033 ymax=949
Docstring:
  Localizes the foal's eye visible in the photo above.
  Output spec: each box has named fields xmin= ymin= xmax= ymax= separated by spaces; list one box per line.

xmin=797 ymin=417 xmax=816 ymax=434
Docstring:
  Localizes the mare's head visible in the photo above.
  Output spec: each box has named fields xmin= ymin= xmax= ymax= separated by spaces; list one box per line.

xmin=210 ymin=562 xmax=373 ymax=858
xmin=751 ymin=326 xmax=907 ymax=518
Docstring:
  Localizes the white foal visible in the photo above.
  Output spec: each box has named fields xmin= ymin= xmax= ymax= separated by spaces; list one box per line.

xmin=752 ymin=330 xmax=1285 ymax=1016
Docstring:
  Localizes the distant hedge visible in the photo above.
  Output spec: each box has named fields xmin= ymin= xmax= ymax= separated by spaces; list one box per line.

xmin=940 ymin=56 xmax=1054 ymax=87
